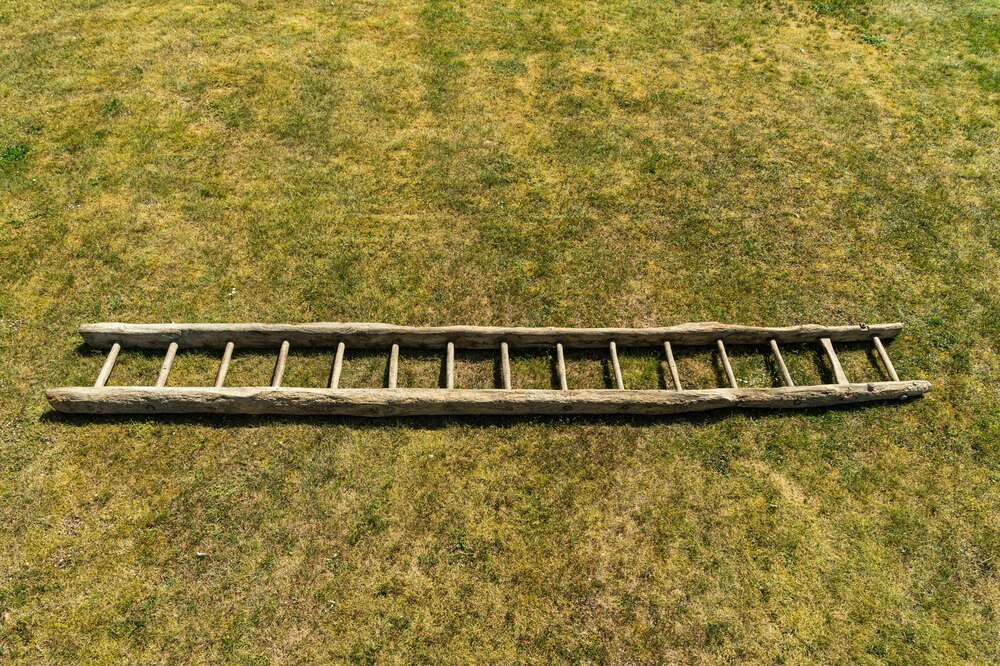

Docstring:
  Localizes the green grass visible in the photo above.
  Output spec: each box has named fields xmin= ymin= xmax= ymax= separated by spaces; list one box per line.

xmin=1 ymin=0 xmax=999 ymax=662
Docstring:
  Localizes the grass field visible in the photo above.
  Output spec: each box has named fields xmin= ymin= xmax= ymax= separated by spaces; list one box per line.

xmin=2 ymin=0 xmax=999 ymax=662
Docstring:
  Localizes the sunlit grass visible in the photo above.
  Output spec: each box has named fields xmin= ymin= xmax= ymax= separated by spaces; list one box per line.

xmin=1 ymin=0 xmax=998 ymax=662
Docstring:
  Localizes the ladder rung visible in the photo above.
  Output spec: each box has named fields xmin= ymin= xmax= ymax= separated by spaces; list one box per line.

xmin=820 ymin=337 xmax=849 ymax=385
xmin=94 ymin=342 xmax=121 ymax=388
xmin=388 ymin=343 xmax=399 ymax=389
xmin=155 ymin=342 xmax=179 ymax=388
xmin=328 ymin=341 xmax=345 ymax=388
xmin=717 ymin=340 xmax=738 ymax=388
xmin=664 ymin=341 xmax=681 ymax=391
xmin=872 ymin=336 xmax=899 ymax=382
xmin=769 ymin=339 xmax=794 ymax=387
xmin=609 ymin=340 xmax=624 ymax=389
xmin=500 ymin=342 xmax=511 ymax=389
xmin=445 ymin=342 xmax=455 ymax=389
xmin=215 ymin=341 xmax=235 ymax=387
xmin=51 ymin=320 xmax=929 ymax=417
xmin=271 ymin=340 xmax=290 ymax=387
xmin=555 ymin=343 xmax=568 ymax=390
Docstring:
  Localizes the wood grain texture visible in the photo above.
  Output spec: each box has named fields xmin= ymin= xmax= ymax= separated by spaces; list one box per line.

xmin=215 ymin=341 xmax=235 ymax=388
xmin=609 ymin=341 xmax=624 ymax=390
xmin=500 ymin=342 xmax=511 ymax=390
xmin=46 ymin=381 xmax=931 ymax=416
xmin=769 ymin=339 xmax=794 ymax=387
xmin=78 ymin=321 xmax=904 ymax=350
xmin=820 ymin=337 xmax=849 ymax=385
xmin=94 ymin=343 xmax=121 ymax=387
xmin=155 ymin=342 xmax=178 ymax=388
xmin=873 ymin=336 xmax=900 ymax=382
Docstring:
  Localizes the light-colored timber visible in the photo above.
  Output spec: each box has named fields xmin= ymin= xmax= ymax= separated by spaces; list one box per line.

xmin=215 ymin=341 xmax=235 ymax=387
xmin=664 ymin=341 xmax=681 ymax=391
xmin=555 ymin=343 xmax=568 ymax=390
xmin=328 ymin=342 xmax=345 ymax=389
xmin=271 ymin=340 xmax=290 ymax=387
xmin=769 ymin=339 xmax=794 ymax=387
xmin=46 ymin=381 xmax=931 ymax=416
xmin=445 ymin=342 xmax=455 ymax=389
xmin=717 ymin=340 xmax=738 ymax=388
xmin=820 ymin=337 xmax=849 ymax=385
xmin=155 ymin=342 xmax=178 ymax=388
xmin=609 ymin=341 xmax=624 ymax=390
xmin=873 ymin=336 xmax=899 ymax=382
xmin=388 ymin=343 xmax=399 ymax=389
xmin=500 ymin=342 xmax=512 ymax=390
xmin=94 ymin=343 xmax=121 ymax=388
xmin=49 ymin=321 xmax=929 ymax=417
xmin=79 ymin=321 xmax=904 ymax=350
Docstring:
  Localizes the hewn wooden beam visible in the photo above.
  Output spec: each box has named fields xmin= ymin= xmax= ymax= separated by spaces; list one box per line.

xmin=78 ymin=321 xmax=904 ymax=350
xmin=46 ymin=381 xmax=931 ymax=416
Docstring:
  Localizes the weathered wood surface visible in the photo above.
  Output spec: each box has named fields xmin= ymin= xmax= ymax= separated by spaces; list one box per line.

xmin=717 ymin=340 xmax=738 ymax=388
xmin=769 ymin=339 xmax=794 ymax=387
xmin=500 ymin=342 xmax=512 ymax=390
xmin=46 ymin=381 xmax=930 ymax=416
xmin=155 ymin=342 xmax=178 ymax=388
xmin=328 ymin=341 xmax=345 ymax=389
xmin=78 ymin=321 xmax=904 ymax=350
xmin=215 ymin=341 xmax=234 ymax=387
xmin=94 ymin=343 xmax=121 ymax=387
xmin=664 ymin=341 xmax=681 ymax=391
xmin=820 ymin=337 xmax=850 ymax=385
xmin=609 ymin=341 xmax=624 ymax=390
xmin=873 ymin=336 xmax=899 ymax=382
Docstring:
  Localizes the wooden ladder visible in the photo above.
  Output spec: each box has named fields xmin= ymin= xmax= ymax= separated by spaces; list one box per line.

xmin=46 ymin=321 xmax=930 ymax=416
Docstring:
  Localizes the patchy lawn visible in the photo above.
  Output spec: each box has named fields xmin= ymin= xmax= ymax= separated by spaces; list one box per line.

xmin=1 ymin=0 xmax=998 ymax=662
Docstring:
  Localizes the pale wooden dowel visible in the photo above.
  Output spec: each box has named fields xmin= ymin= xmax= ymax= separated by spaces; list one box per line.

xmin=215 ymin=341 xmax=235 ymax=387
xmin=81 ymin=321 xmax=904 ymax=350
xmin=328 ymin=341 xmax=345 ymax=388
xmin=555 ymin=343 xmax=568 ymax=390
xmin=388 ymin=343 xmax=399 ymax=389
xmin=445 ymin=342 xmax=455 ymax=389
xmin=155 ymin=342 xmax=179 ymax=387
xmin=820 ymin=337 xmax=849 ymax=385
xmin=609 ymin=340 xmax=624 ymax=389
xmin=717 ymin=340 xmax=738 ymax=388
xmin=664 ymin=341 xmax=681 ymax=391
xmin=94 ymin=342 xmax=121 ymax=387
xmin=271 ymin=340 xmax=290 ymax=387
xmin=500 ymin=342 xmax=512 ymax=389
xmin=872 ymin=336 xmax=899 ymax=382
xmin=769 ymin=339 xmax=794 ymax=387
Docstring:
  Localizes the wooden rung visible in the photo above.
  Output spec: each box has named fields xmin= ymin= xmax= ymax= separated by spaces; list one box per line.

xmin=664 ymin=341 xmax=681 ymax=391
xmin=555 ymin=343 xmax=568 ymax=390
xmin=500 ymin=342 xmax=512 ymax=389
xmin=445 ymin=342 xmax=455 ymax=389
xmin=155 ymin=342 xmax=179 ymax=388
xmin=215 ymin=341 xmax=235 ymax=387
xmin=94 ymin=342 xmax=121 ymax=387
xmin=769 ymin=339 xmax=794 ymax=387
xmin=609 ymin=340 xmax=624 ymax=389
xmin=328 ymin=341 xmax=345 ymax=388
xmin=717 ymin=340 xmax=738 ymax=388
xmin=873 ymin=336 xmax=899 ymax=382
xmin=820 ymin=337 xmax=849 ymax=385
xmin=388 ymin=343 xmax=399 ymax=389
xmin=271 ymin=340 xmax=290 ymax=387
